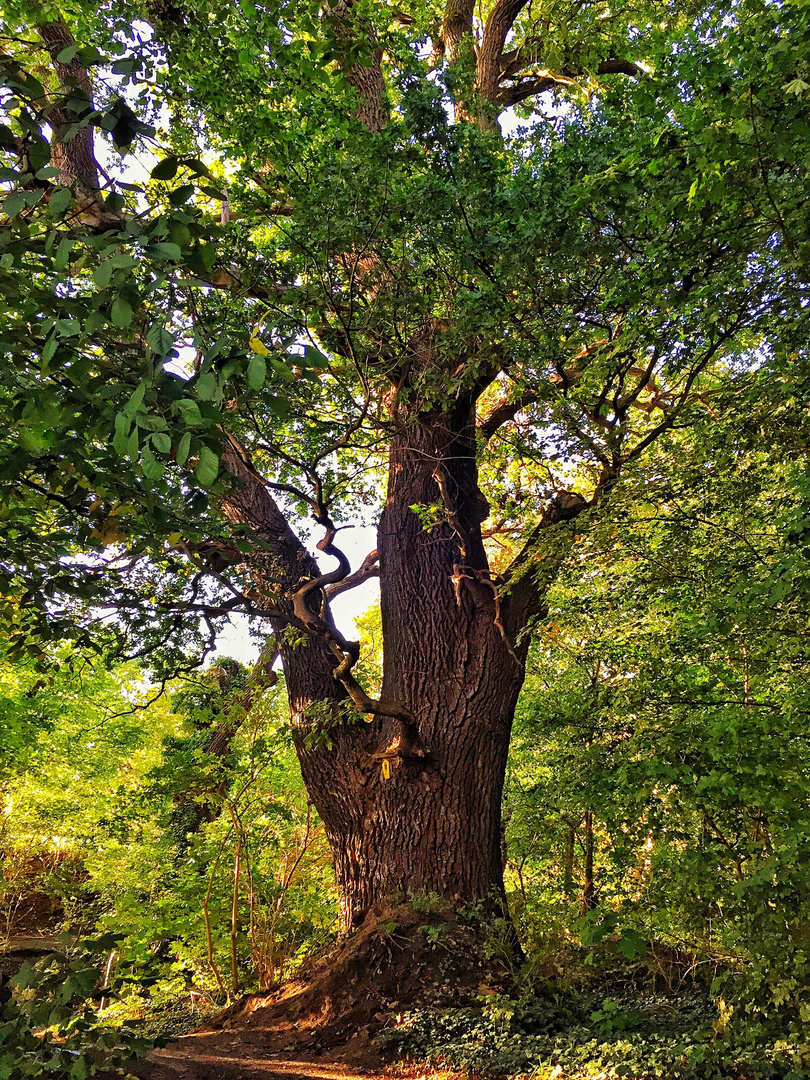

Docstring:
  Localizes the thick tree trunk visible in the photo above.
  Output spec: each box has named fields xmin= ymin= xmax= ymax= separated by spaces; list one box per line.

xmin=297 ymin=400 xmax=528 ymax=927
xmin=221 ymin=416 xmax=529 ymax=931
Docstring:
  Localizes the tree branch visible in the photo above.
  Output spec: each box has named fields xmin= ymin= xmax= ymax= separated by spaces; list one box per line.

xmin=325 ymin=549 xmax=380 ymax=599
xmin=501 ymin=490 xmax=591 ymax=633
xmin=220 ymin=435 xmax=424 ymax=757
xmin=496 ymin=56 xmax=643 ymax=108
xmin=477 ymin=0 xmax=532 ymax=104
xmin=478 ymin=389 xmax=538 ymax=441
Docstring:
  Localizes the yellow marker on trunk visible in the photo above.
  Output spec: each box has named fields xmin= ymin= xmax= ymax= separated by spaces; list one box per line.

xmin=381 ymin=759 xmax=391 ymax=780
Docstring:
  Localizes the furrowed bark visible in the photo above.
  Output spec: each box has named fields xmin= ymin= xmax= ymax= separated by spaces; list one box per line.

xmin=36 ymin=16 xmax=121 ymax=227
xmin=476 ymin=0 xmax=530 ymax=107
xmin=442 ymin=0 xmax=475 ymax=64
xmin=325 ymin=0 xmax=389 ymax=133
xmin=351 ymin=393 xmax=526 ymax=917
xmin=217 ymin=401 xmax=595 ymax=931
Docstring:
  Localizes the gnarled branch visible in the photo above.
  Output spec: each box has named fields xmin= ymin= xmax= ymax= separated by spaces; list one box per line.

xmin=478 ymin=389 xmax=538 ymax=441
xmin=325 ymin=548 xmax=380 ymax=599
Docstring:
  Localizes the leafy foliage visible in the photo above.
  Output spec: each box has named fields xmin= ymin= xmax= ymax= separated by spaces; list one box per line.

xmin=0 ymin=933 xmax=157 ymax=1080
xmin=386 ymin=993 xmax=810 ymax=1079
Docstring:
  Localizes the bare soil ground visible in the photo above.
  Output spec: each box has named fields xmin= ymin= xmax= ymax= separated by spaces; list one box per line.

xmin=141 ymin=1043 xmax=460 ymax=1080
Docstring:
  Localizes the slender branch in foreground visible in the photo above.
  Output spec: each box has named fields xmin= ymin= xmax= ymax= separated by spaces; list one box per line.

xmin=291 ymin=515 xmax=426 ymax=757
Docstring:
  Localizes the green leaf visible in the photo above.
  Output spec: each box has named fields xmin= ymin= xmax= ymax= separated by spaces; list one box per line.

xmin=302 ymin=345 xmax=330 ymax=369
xmin=125 ymin=382 xmax=147 ymax=416
xmin=183 ymin=158 xmax=215 ymax=180
xmin=176 ymin=431 xmax=192 ymax=467
xmin=151 ymin=157 xmax=179 ymax=181
xmin=111 ymin=57 xmax=138 ymax=77
xmin=54 ymin=238 xmax=74 ymax=270
xmin=56 ymin=45 xmax=79 ymax=64
xmin=70 ymin=1052 xmax=91 ymax=1079
xmin=247 ymin=355 xmax=266 ymax=390
xmin=3 ymin=193 xmax=26 ymax=217
xmin=175 ymin=399 xmax=202 ymax=425
xmin=94 ymin=261 xmax=114 ymax=289
xmin=270 ymin=358 xmax=294 ymax=382
xmin=169 ymin=184 xmax=195 ymax=205
xmin=196 ymin=372 xmax=218 ymax=400
xmin=152 ymin=242 xmax=182 ymax=260
xmin=151 ymin=431 xmax=171 ymax=454
xmin=146 ymin=324 xmax=174 ymax=355
xmin=110 ymin=252 xmax=137 ymax=269
xmin=196 ymin=445 xmax=219 ymax=486
xmin=126 ymin=427 xmax=139 ymax=458
xmin=48 ymin=187 xmax=73 ymax=217
xmin=110 ymin=298 xmax=134 ymax=327
xmin=196 ymin=243 xmax=217 ymax=271
xmin=141 ymin=446 xmax=164 ymax=480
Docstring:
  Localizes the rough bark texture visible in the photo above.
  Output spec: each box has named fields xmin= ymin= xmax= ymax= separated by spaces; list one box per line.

xmin=442 ymin=0 xmax=475 ymax=64
xmin=36 ymin=16 xmax=123 ymax=228
xmin=338 ymin=398 xmax=526 ymax=921
xmin=325 ymin=0 xmax=389 ymax=134
xmin=37 ymin=18 xmax=100 ymax=193
xmin=476 ymin=0 xmax=530 ymax=106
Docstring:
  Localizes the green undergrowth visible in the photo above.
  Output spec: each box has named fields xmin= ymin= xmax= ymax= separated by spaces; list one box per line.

xmin=382 ymin=990 xmax=810 ymax=1080
xmin=0 ymin=933 xmax=161 ymax=1080
xmin=102 ymin=994 xmax=219 ymax=1042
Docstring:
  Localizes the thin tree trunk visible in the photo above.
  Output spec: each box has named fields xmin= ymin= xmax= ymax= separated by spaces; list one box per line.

xmin=582 ymin=810 xmax=596 ymax=913
xmin=231 ymin=830 xmax=242 ymax=995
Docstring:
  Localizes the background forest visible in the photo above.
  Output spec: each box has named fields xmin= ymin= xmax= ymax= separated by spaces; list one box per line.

xmin=2 ymin=0 xmax=810 ymax=1076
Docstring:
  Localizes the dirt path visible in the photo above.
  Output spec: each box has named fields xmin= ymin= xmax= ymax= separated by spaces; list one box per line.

xmin=134 ymin=908 xmax=490 ymax=1080
xmin=136 ymin=1030 xmax=450 ymax=1080
xmin=142 ymin=1044 xmax=384 ymax=1080
xmin=140 ymin=1037 xmax=448 ymax=1080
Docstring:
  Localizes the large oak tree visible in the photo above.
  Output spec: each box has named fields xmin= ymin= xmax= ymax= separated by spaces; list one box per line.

xmin=1 ymin=0 xmax=807 ymax=936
